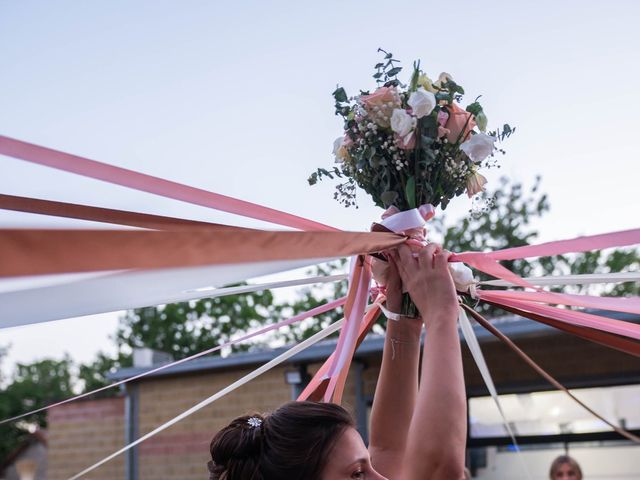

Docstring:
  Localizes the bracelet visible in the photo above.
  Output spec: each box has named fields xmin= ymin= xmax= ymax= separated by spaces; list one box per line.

xmin=379 ymin=302 xmax=423 ymax=322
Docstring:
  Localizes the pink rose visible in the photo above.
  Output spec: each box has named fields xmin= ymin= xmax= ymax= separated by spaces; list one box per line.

xmin=360 ymin=86 xmax=398 ymax=107
xmin=437 ymin=126 xmax=450 ymax=139
xmin=444 ymin=103 xmax=476 ymax=144
xmin=437 ymin=109 xmax=449 ymax=126
xmin=359 ymin=87 xmax=401 ymax=127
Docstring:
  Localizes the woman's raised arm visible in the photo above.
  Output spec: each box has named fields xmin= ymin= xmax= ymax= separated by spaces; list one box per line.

xmin=394 ymin=243 xmax=467 ymax=480
xmin=369 ymin=256 xmax=423 ymax=478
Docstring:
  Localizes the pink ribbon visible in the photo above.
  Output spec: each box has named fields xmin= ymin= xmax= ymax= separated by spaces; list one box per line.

xmin=0 ymin=297 xmax=346 ymax=425
xmin=323 ymin=256 xmax=372 ymax=402
xmin=477 ymin=293 xmax=640 ymax=340
xmin=451 ymin=229 xmax=640 ymax=262
xmin=477 ymin=289 xmax=640 ymax=315
xmin=0 ymin=135 xmax=337 ymax=232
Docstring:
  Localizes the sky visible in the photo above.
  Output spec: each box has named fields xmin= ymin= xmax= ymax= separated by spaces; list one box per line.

xmin=0 ymin=0 xmax=639 ymax=375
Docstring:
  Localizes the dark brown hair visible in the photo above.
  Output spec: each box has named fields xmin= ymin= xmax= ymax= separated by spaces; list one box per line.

xmin=549 ymin=455 xmax=583 ymax=479
xmin=208 ymin=401 xmax=354 ymax=480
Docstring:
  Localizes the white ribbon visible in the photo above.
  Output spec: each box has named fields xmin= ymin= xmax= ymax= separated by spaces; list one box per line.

xmin=458 ymin=306 xmax=532 ymax=480
xmin=68 ymin=318 xmax=344 ymax=480
xmin=480 ymin=271 xmax=640 ymax=287
xmin=379 ymin=207 xmax=427 ymax=233
xmin=0 ymin=258 xmax=342 ymax=329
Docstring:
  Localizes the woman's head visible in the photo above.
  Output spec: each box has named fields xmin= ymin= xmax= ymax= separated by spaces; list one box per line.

xmin=209 ymin=401 xmax=385 ymax=480
xmin=549 ymin=455 xmax=582 ymax=480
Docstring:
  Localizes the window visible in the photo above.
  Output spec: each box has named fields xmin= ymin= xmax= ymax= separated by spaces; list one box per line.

xmin=469 ymin=384 xmax=640 ymax=438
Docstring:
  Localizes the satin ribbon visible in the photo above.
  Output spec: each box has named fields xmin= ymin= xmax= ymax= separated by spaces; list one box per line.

xmin=477 ymin=293 xmax=640 ymax=341
xmin=0 ymin=297 xmax=346 ymax=425
xmin=484 ymin=300 xmax=640 ymax=358
xmin=0 ymin=135 xmax=337 ymax=232
xmin=458 ymin=307 xmax=532 ymax=479
xmin=477 ymin=289 xmax=640 ymax=315
xmin=323 ymin=256 xmax=372 ymax=402
xmin=67 ymin=319 xmax=345 ymax=480
xmin=0 ymin=193 xmax=228 ymax=230
xmin=451 ymin=229 xmax=640 ymax=262
xmin=0 ymin=228 xmax=404 ymax=277
xmin=298 ymin=298 xmax=383 ymax=401
xmin=480 ymin=272 xmax=640 ymax=287
xmin=462 ymin=304 xmax=640 ymax=444
xmin=0 ymin=266 xmax=345 ymax=329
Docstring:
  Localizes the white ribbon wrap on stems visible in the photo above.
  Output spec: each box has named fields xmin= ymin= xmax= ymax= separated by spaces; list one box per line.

xmin=68 ymin=318 xmax=344 ymax=480
xmin=379 ymin=207 xmax=429 ymax=233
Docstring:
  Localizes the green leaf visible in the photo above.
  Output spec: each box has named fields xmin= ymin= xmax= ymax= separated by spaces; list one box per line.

xmin=333 ymin=87 xmax=348 ymax=103
xmin=387 ymin=66 xmax=402 ymax=77
xmin=465 ymin=101 xmax=483 ymax=116
xmin=405 ymin=176 xmax=416 ymax=209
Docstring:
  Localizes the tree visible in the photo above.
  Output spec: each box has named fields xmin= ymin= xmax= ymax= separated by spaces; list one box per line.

xmin=112 ymin=176 xmax=638 ymax=351
xmin=115 ymin=286 xmax=285 ymax=360
xmin=77 ymin=351 xmax=132 ymax=395
xmin=437 ymin=176 xmax=638 ymax=313
xmin=0 ymin=357 xmax=74 ymax=461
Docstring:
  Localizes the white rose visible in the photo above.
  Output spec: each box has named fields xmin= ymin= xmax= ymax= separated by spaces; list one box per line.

xmin=407 ymin=88 xmax=436 ymax=119
xmin=390 ymin=109 xmax=416 ymax=137
xmin=460 ymin=133 xmax=496 ymax=163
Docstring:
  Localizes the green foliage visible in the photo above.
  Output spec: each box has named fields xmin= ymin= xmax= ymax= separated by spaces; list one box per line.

xmin=77 ymin=351 xmax=132 ymax=395
xmin=116 ymin=285 xmax=282 ymax=360
xmin=273 ymin=259 xmax=349 ymax=343
xmin=437 ymin=176 xmax=639 ymax=314
xmin=311 ymin=50 xmax=511 ymax=211
xmin=0 ymin=357 xmax=74 ymax=461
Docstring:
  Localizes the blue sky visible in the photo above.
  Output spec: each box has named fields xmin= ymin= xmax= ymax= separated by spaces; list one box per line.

xmin=1 ymin=0 xmax=639 ymax=372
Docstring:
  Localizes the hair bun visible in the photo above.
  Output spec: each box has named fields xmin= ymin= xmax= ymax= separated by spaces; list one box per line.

xmin=208 ymin=414 xmax=266 ymax=480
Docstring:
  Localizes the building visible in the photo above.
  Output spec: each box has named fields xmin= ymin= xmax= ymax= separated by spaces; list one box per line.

xmin=47 ymin=311 xmax=640 ymax=479
xmin=0 ymin=431 xmax=47 ymax=480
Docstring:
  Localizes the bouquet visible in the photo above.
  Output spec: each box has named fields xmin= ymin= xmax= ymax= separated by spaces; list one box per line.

xmin=309 ymin=49 xmax=513 ymax=316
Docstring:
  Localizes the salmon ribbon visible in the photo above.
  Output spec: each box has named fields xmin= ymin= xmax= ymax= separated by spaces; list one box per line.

xmin=2 ymin=134 xmax=639 ymax=441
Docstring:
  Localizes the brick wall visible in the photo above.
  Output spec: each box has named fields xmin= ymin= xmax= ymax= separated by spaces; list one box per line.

xmin=46 ymin=331 xmax=640 ymax=479
xmin=136 ymin=366 xmax=291 ymax=479
xmin=47 ymin=397 xmax=125 ymax=480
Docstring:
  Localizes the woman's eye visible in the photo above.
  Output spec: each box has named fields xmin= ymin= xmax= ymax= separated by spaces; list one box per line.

xmin=351 ymin=471 xmax=365 ymax=479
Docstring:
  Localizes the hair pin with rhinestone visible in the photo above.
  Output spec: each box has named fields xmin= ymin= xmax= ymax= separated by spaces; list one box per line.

xmin=247 ymin=417 xmax=263 ymax=428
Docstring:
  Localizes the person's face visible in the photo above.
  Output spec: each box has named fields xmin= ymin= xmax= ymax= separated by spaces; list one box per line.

xmin=321 ymin=427 xmax=388 ymax=480
xmin=554 ymin=462 xmax=580 ymax=480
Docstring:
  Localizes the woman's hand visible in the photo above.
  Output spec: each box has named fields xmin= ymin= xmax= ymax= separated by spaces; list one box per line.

xmin=391 ymin=242 xmax=459 ymax=326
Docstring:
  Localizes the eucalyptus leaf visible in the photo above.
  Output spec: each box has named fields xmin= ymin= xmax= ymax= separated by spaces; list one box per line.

xmin=387 ymin=66 xmax=402 ymax=77
xmin=333 ymin=87 xmax=348 ymax=103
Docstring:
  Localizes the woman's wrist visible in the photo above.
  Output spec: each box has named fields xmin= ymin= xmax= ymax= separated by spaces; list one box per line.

xmin=386 ymin=318 xmax=422 ymax=342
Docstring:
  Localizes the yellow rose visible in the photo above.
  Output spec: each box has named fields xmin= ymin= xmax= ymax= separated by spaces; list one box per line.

xmin=417 ymin=74 xmax=436 ymax=93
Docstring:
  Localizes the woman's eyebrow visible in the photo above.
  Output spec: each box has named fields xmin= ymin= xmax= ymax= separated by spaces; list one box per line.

xmin=347 ymin=458 xmax=369 ymax=467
